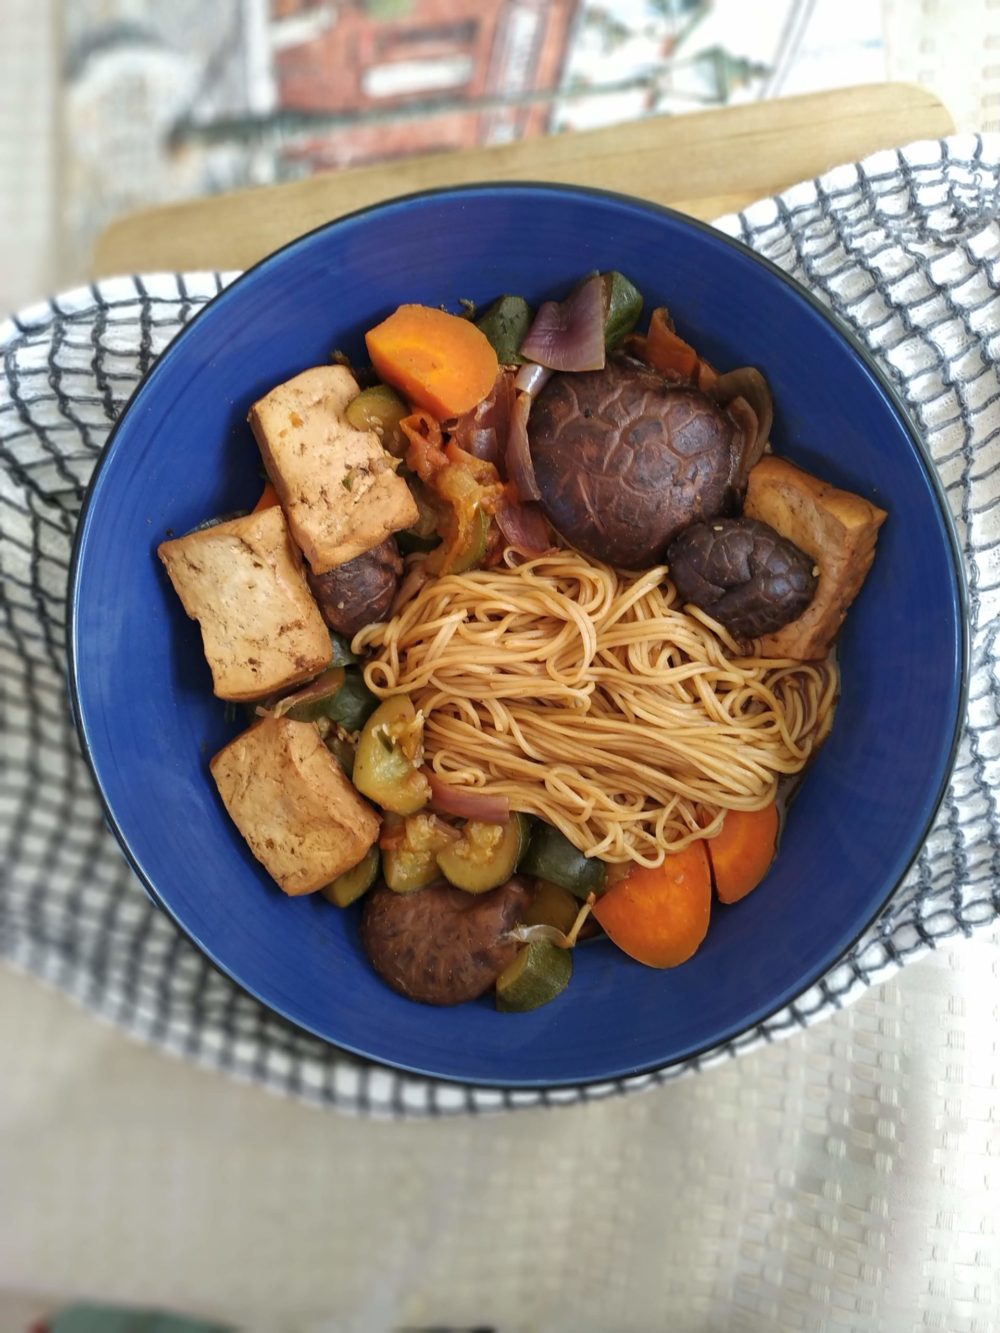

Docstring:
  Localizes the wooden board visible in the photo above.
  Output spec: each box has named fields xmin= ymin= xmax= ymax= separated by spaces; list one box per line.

xmin=93 ymin=83 xmax=953 ymax=277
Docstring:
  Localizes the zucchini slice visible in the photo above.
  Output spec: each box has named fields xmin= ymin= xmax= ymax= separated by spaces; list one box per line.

xmin=520 ymin=823 xmax=606 ymax=899
xmin=436 ymin=814 xmax=530 ymax=894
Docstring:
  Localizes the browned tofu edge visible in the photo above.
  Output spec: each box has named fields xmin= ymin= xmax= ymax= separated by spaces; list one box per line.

xmin=745 ymin=455 xmax=887 ymax=660
xmin=247 ymin=366 xmax=418 ymax=573
xmin=156 ymin=505 xmax=331 ymax=702
xmin=210 ymin=716 xmax=380 ymax=896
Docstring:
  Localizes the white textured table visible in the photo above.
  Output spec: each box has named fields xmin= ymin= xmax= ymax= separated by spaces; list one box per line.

xmin=3 ymin=929 xmax=999 ymax=1331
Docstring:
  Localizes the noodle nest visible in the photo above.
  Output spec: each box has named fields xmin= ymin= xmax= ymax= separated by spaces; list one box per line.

xmin=355 ymin=550 xmax=838 ymax=866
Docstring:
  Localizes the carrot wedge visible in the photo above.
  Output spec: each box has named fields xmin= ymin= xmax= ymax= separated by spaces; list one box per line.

xmin=705 ymin=802 xmax=779 ymax=904
xmin=628 ymin=307 xmax=721 ymax=394
xmin=366 ymin=305 xmax=499 ymax=420
xmin=593 ymin=842 xmax=711 ymax=969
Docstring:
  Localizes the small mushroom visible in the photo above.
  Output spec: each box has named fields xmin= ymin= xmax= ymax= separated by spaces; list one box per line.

xmin=360 ymin=877 xmax=532 ymax=1006
xmin=666 ymin=516 xmax=818 ymax=638
xmin=307 ymin=537 xmax=402 ymax=636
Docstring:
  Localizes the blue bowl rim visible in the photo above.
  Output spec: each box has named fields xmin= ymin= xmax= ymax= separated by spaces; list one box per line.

xmin=67 ymin=181 xmax=971 ymax=1090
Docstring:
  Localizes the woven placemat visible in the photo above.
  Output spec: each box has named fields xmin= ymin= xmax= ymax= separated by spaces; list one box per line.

xmin=2 ymin=135 xmax=999 ymax=1116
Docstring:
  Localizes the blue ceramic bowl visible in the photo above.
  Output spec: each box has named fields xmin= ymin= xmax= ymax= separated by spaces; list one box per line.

xmin=69 ymin=185 xmax=967 ymax=1087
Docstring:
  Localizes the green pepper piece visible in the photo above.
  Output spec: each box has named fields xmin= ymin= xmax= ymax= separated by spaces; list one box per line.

xmin=344 ymin=384 xmax=410 ymax=457
xmin=321 ymin=846 xmax=380 ymax=907
xmin=496 ymin=939 xmax=572 ymax=1012
xmin=476 ymin=294 xmax=533 ymax=365
xmin=436 ymin=814 xmax=531 ymax=894
xmin=423 ymin=454 xmax=496 ymax=576
xmin=325 ymin=669 xmax=379 ymax=732
xmin=283 ymin=667 xmax=347 ymax=722
xmin=329 ymin=631 xmax=360 ymax=666
xmin=396 ymin=530 xmax=441 ymax=555
xmin=520 ymin=823 xmax=606 ymax=899
xmin=602 ymin=271 xmax=643 ymax=351
xmin=353 ymin=695 xmax=431 ymax=815
xmin=440 ymin=504 xmax=489 ymax=575
xmin=278 ymin=666 xmax=376 ymax=731
xmin=324 ymin=730 xmax=356 ymax=777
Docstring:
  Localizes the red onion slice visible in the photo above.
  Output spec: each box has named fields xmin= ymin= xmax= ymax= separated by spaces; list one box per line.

xmin=505 ymin=390 xmax=541 ymax=502
xmin=713 ymin=367 xmax=773 ymax=457
xmin=495 ymin=494 xmax=552 ymax=554
xmin=519 ymin=274 xmax=606 ymax=373
xmin=425 ymin=769 xmax=510 ymax=823
xmin=463 ymin=426 xmax=500 ymax=465
xmin=450 ymin=371 xmax=515 ymax=468
xmin=487 ymin=369 xmax=515 ymax=444
xmin=513 ymin=362 xmax=553 ymax=398
xmin=726 ymin=396 xmax=762 ymax=490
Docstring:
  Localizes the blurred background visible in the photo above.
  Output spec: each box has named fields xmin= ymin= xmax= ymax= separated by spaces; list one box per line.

xmin=0 ymin=0 xmax=988 ymax=315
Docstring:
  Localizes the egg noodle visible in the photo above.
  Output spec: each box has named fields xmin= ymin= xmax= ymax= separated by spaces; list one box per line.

xmin=355 ymin=549 xmax=838 ymax=867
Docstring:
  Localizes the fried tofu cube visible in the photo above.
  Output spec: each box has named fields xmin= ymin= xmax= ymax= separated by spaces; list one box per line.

xmin=210 ymin=716 xmax=380 ymax=895
xmin=158 ymin=504 xmax=331 ymax=702
xmin=248 ymin=365 xmax=419 ymax=574
xmin=743 ymin=455 xmax=887 ymax=661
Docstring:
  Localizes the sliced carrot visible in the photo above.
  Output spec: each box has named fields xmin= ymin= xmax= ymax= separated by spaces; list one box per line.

xmin=627 ymin=307 xmax=699 ymax=381
xmin=592 ymin=842 xmax=711 ymax=969
xmin=366 ymin=304 xmax=499 ymax=420
xmin=627 ymin=307 xmax=722 ymax=396
xmin=705 ymin=801 xmax=779 ymax=904
xmin=646 ymin=307 xmax=702 ymax=380
xmin=252 ymin=481 xmax=281 ymax=512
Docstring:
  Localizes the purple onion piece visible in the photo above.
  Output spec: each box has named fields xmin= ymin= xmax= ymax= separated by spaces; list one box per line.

xmin=495 ymin=497 xmax=552 ymax=554
xmin=712 ymin=366 xmax=773 ymax=464
xmin=519 ymin=274 xmax=607 ymax=373
xmin=505 ymin=390 xmax=541 ymax=501
xmin=463 ymin=426 xmax=500 ymax=465
xmin=513 ymin=362 xmax=554 ymax=398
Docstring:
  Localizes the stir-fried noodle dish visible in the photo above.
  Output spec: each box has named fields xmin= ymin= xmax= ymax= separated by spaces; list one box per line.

xmin=158 ymin=274 xmax=886 ymax=1011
